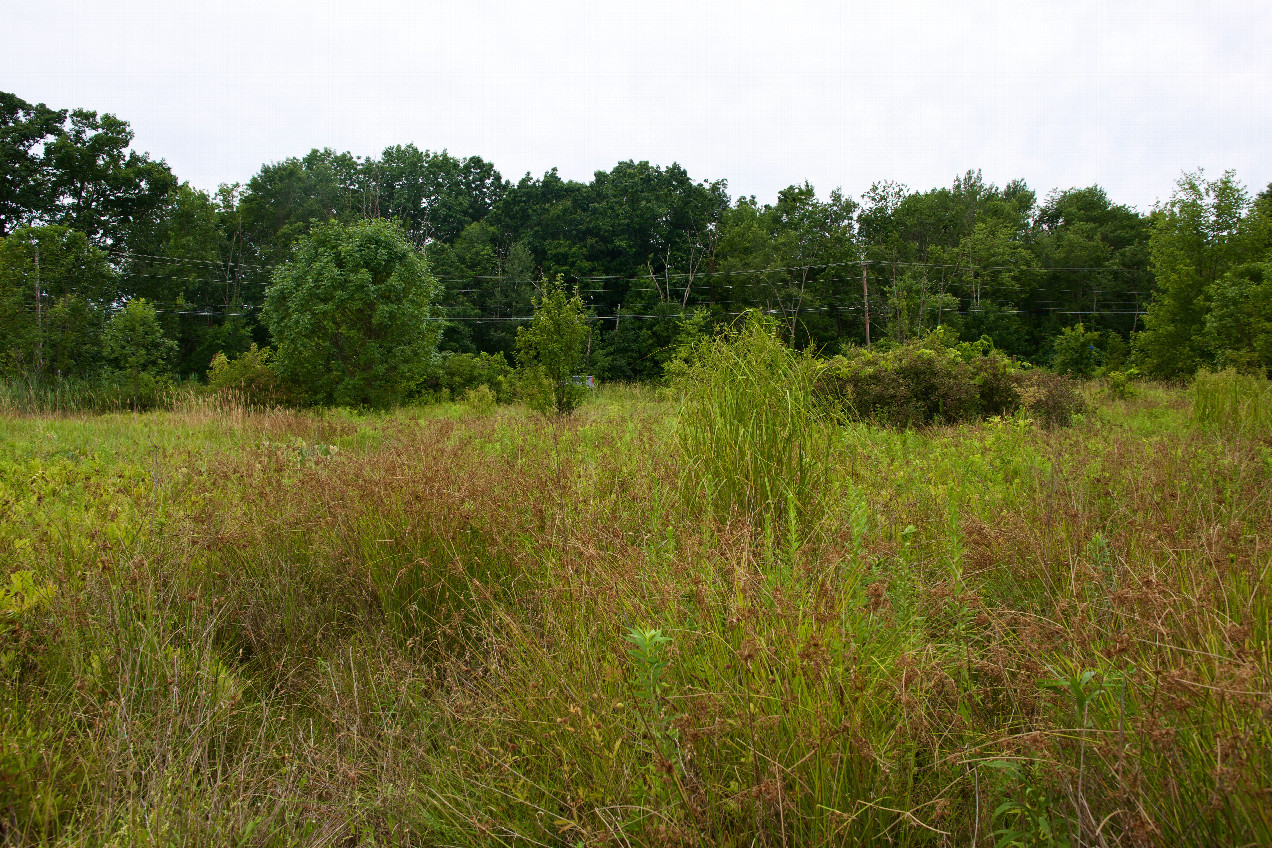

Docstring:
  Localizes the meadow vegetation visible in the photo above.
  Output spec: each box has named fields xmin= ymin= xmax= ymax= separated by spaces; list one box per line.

xmin=1 ymin=330 xmax=1270 ymax=847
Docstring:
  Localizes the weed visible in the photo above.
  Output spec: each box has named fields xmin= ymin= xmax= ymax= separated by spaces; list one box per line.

xmin=1192 ymin=366 xmax=1272 ymax=439
xmin=674 ymin=312 xmax=832 ymax=526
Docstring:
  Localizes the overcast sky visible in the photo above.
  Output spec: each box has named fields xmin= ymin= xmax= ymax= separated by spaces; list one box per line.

xmin=5 ymin=0 xmax=1269 ymax=213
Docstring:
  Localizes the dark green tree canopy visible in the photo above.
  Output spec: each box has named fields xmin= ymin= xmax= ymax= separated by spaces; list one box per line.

xmin=0 ymin=225 xmax=115 ymax=378
xmin=0 ymin=93 xmax=66 ymax=235
xmin=1135 ymin=170 xmax=1261 ymax=377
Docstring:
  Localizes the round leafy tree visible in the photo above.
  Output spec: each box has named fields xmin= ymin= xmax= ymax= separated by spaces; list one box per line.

xmin=263 ymin=219 xmax=441 ymax=407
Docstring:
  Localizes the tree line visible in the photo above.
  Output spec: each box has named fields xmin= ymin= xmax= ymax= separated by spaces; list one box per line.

xmin=3 ymin=89 xmax=1271 ymax=406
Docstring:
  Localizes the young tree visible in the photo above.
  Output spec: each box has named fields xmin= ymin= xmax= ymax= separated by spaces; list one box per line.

xmin=1205 ymin=262 xmax=1272 ymax=373
xmin=102 ymin=298 xmax=178 ymax=407
xmin=1135 ymin=170 xmax=1258 ymax=377
xmin=103 ymin=298 xmax=176 ymax=374
xmin=263 ymin=219 xmax=442 ymax=407
xmin=515 ymin=275 xmax=588 ymax=415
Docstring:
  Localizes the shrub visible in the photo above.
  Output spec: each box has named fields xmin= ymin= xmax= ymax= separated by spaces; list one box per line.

xmin=1051 ymin=323 xmax=1102 ymax=377
xmin=1192 ymin=367 xmax=1272 ymax=439
xmin=1013 ymin=370 xmax=1086 ymax=428
xmin=818 ymin=337 xmax=1019 ymax=428
xmin=1103 ymin=369 xmax=1138 ymax=401
xmin=432 ymin=351 xmax=514 ymax=403
xmin=818 ymin=334 xmax=1085 ymax=429
xmin=462 ymin=384 xmax=497 ymax=416
xmin=101 ymin=299 xmax=177 ymax=410
xmin=206 ymin=344 xmax=289 ymax=407
xmin=515 ymin=275 xmax=588 ymax=416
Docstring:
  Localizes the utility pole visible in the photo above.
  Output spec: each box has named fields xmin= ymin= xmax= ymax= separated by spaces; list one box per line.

xmin=33 ymin=243 xmax=42 ymax=376
xmin=861 ymin=263 xmax=871 ymax=348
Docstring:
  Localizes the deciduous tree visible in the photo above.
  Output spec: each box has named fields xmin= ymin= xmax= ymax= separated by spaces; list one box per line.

xmin=263 ymin=219 xmax=442 ymax=407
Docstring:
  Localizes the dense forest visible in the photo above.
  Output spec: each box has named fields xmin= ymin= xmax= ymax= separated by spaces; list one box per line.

xmin=3 ymin=89 xmax=1271 ymax=400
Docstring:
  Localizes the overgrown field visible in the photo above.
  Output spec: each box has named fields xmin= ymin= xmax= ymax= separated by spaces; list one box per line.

xmin=2 ymin=378 xmax=1270 ymax=846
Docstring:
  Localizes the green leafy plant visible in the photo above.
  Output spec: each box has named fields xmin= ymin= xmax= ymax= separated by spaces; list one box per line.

xmin=675 ymin=311 xmax=830 ymax=525
xmin=206 ymin=343 xmax=289 ymax=406
xmin=433 ymin=351 xmax=514 ymax=403
xmin=818 ymin=333 xmax=1022 ymax=428
xmin=1050 ymin=323 xmax=1102 ymax=377
xmin=463 ymin=384 xmax=497 ymax=416
xmin=516 ymin=275 xmax=589 ymax=416
xmin=989 ymin=760 xmax=1070 ymax=848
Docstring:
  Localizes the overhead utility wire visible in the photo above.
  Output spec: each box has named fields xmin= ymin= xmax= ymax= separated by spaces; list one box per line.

xmin=110 ymin=250 xmax=1153 ymax=283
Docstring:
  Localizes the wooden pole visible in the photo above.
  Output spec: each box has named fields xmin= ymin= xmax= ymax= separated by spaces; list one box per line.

xmin=33 ymin=243 xmax=42 ymax=376
xmin=861 ymin=263 xmax=871 ymax=348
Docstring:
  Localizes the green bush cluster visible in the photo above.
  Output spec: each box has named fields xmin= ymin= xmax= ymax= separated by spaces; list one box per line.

xmin=817 ymin=333 xmax=1085 ymax=428
xmin=429 ymin=351 xmax=515 ymax=404
xmin=1051 ymin=322 xmax=1129 ymax=377
xmin=205 ymin=344 xmax=289 ymax=407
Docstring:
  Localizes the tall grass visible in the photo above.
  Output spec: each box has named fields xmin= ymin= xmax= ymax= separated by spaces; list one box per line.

xmin=0 ymin=376 xmax=200 ymax=415
xmin=1192 ymin=367 xmax=1272 ymax=439
xmin=674 ymin=316 xmax=832 ymax=526
xmin=2 ymin=382 xmax=1270 ymax=846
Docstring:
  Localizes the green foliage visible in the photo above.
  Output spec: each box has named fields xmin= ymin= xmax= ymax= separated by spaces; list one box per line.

xmin=1192 ymin=367 xmax=1272 ymax=439
xmin=625 ymin=627 xmax=678 ymax=751
xmin=661 ymin=307 xmax=712 ymax=382
xmin=462 ymin=384 xmax=497 ymax=416
xmin=515 ymin=274 xmax=588 ymax=415
xmin=821 ymin=332 xmax=1087 ymax=429
xmin=819 ymin=334 xmax=1022 ymax=428
xmin=102 ymin=298 xmax=176 ymax=376
xmin=44 ymin=294 xmax=104 ymax=379
xmin=1205 ymin=262 xmax=1272 ymax=373
xmin=0 ymin=225 xmax=114 ymax=378
xmin=1136 ymin=170 xmax=1261 ymax=378
xmin=1013 ymin=370 xmax=1087 ymax=428
xmin=205 ymin=343 xmax=288 ymax=406
xmin=432 ymin=351 xmax=514 ymax=403
xmin=1103 ymin=369 xmax=1138 ymax=400
xmin=1050 ymin=323 xmax=1102 ymax=376
xmin=263 ymin=218 xmax=442 ymax=407
xmin=675 ymin=312 xmax=830 ymax=523
xmin=989 ymin=760 xmax=1070 ymax=848
xmin=100 ymin=298 xmax=177 ymax=408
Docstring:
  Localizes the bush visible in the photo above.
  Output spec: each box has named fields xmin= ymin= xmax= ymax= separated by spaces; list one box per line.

xmin=101 ymin=299 xmax=178 ymax=410
xmin=1051 ymin=323 xmax=1102 ymax=377
xmin=1013 ymin=370 xmax=1086 ymax=428
xmin=206 ymin=344 xmax=289 ymax=407
xmin=431 ymin=351 xmax=514 ymax=403
xmin=817 ymin=334 xmax=1085 ymax=429
xmin=1192 ymin=367 xmax=1272 ymax=439
xmin=515 ymin=275 xmax=588 ymax=416
xmin=462 ymin=385 xmax=497 ymax=416
xmin=1103 ymin=369 xmax=1138 ymax=401
xmin=263 ymin=219 xmax=442 ymax=408
xmin=818 ymin=337 xmax=1019 ymax=428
